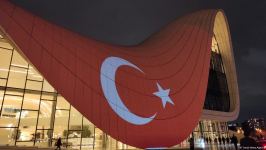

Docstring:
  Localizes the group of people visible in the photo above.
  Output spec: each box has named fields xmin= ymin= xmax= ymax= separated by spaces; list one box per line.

xmin=204 ymin=136 xmax=231 ymax=145
xmin=188 ymin=122 xmax=264 ymax=150
xmin=239 ymin=122 xmax=262 ymax=149
xmin=188 ymin=135 xmax=238 ymax=150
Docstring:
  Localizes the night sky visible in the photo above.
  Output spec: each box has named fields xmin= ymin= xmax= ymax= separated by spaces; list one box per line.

xmin=11 ymin=0 xmax=266 ymax=123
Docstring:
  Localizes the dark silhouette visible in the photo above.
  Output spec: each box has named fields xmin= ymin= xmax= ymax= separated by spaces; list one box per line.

xmin=208 ymin=137 xmax=212 ymax=144
xmin=240 ymin=124 xmax=259 ymax=149
xmin=205 ymin=137 xmax=209 ymax=144
xmin=226 ymin=136 xmax=230 ymax=144
xmin=231 ymin=134 xmax=238 ymax=150
xmin=218 ymin=136 xmax=222 ymax=144
xmin=188 ymin=137 xmax=194 ymax=150
xmin=55 ymin=137 xmax=62 ymax=150
xmin=214 ymin=138 xmax=218 ymax=144
xmin=222 ymin=136 xmax=226 ymax=145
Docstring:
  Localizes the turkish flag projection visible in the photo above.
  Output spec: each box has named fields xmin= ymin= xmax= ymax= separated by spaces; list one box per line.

xmin=0 ymin=1 xmax=216 ymax=148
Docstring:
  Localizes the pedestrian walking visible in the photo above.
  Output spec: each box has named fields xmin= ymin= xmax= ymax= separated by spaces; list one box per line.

xmin=231 ymin=134 xmax=238 ymax=150
xmin=188 ymin=137 xmax=194 ymax=150
xmin=222 ymin=136 xmax=226 ymax=145
xmin=55 ymin=137 xmax=62 ymax=150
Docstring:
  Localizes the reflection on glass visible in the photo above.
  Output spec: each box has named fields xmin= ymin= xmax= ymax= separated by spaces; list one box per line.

xmin=11 ymin=50 xmax=28 ymax=67
xmin=26 ymin=80 xmax=42 ymax=91
xmin=27 ymin=66 xmax=43 ymax=81
xmin=23 ymin=92 xmax=41 ymax=110
xmin=69 ymin=107 xmax=82 ymax=130
xmin=42 ymin=80 xmax=54 ymax=93
xmin=82 ymin=118 xmax=94 ymax=148
xmin=94 ymin=128 xmax=104 ymax=149
xmin=5 ymin=88 xmax=23 ymax=96
xmin=37 ymin=101 xmax=54 ymax=129
xmin=0 ymin=41 xmax=13 ymax=49
xmin=34 ymin=129 xmax=53 ymax=147
xmin=0 ymin=78 xmax=6 ymax=86
xmin=16 ymin=142 xmax=34 ymax=147
xmin=7 ymin=66 xmax=27 ymax=88
xmin=18 ymin=110 xmax=38 ymax=141
xmin=56 ymin=96 xmax=70 ymax=110
xmin=68 ymin=138 xmax=81 ymax=149
xmin=0 ymin=89 xmax=3 ymax=109
xmin=41 ymin=92 xmax=56 ymax=101
xmin=53 ymin=110 xmax=69 ymax=139
xmin=0 ymin=49 xmax=11 ymax=78
xmin=0 ymin=128 xmax=16 ymax=145
xmin=0 ymin=95 xmax=22 ymax=127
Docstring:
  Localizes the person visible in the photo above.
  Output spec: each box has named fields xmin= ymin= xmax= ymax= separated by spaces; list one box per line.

xmin=188 ymin=137 xmax=194 ymax=150
xmin=218 ymin=136 xmax=222 ymax=145
xmin=214 ymin=138 xmax=218 ymax=145
xmin=226 ymin=136 xmax=230 ymax=144
xmin=55 ymin=137 xmax=62 ymax=150
xmin=205 ymin=137 xmax=209 ymax=144
xmin=208 ymin=137 xmax=212 ymax=144
xmin=231 ymin=134 xmax=238 ymax=150
xmin=240 ymin=123 xmax=259 ymax=149
xmin=222 ymin=136 xmax=226 ymax=145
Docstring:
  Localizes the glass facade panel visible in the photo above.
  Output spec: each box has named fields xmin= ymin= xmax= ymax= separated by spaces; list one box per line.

xmin=7 ymin=66 xmax=27 ymax=89
xmin=23 ymin=92 xmax=41 ymax=110
xmin=0 ymin=89 xmax=3 ymax=96
xmin=34 ymin=129 xmax=53 ymax=147
xmin=0 ymin=95 xmax=22 ymax=127
xmin=0 ymin=78 xmax=7 ymax=86
xmin=11 ymin=50 xmax=28 ymax=68
xmin=27 ymin=67 xmax=43 ymax=81
xmin=56 ymin=96 xmax=70 ymax=110
xmin=18 ymin=110 xmax=38 ymax=141
xmin=16 ymin=141 xmax=34 ymax=146
xmin=53 ymin=110 xmax=69 ymax=138
xmin=94 ymin=128 xmax=104 ymax=149
xmin=68 ymin=137 xmax=82 ymax=149
xmin=0 ymin=49 xmax=12 ymax=78
xmin=82 ymin=118 xmax=94 ymax=148
xmin=0 ymin=128 xmax=16 ymax=145
xmin=43 ymin=80 xmax=54 ymax=93
xmin=0 ymin=40 xmax=13 ymax=49
xmin=69 ymin=107 xmax=83 ymax=130
xmin=5 ymin=88 xmax=24 ymax=97
xmin=41 ymin=92 xmax=56 ymax=100
xmin=26 ymin=80 xmax=42 ymax=91
xmin=37 ymin=100 xmax=54 ymax=129
xmin=204 ymin=36 xmax=230 ymax=112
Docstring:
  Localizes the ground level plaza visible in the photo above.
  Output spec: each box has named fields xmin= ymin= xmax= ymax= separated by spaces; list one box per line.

xmin=0 ymin=30 xmax=230 ymax=149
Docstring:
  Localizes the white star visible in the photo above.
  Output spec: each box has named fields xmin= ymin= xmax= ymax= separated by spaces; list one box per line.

xmin=153 ymin=82 xmax=175 ymax=108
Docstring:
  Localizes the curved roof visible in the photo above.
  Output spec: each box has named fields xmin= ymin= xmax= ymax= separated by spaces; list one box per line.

xmin=201 ymin=11 xmax=239 ymax=121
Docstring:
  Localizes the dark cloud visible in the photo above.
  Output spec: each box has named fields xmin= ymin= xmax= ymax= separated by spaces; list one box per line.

xmin=11 ymin=0 xmax=266 ymax=122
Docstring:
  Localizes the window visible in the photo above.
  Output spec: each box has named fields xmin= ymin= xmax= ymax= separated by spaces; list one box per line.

xmin=23 ymin=92 xmax=41 ymax=110
xmin=7 ymin=66 xmax=27 ymax=89
xmin=0 ymin=49 xmax=12 ymax=78
xmin=0 ymin=95 xmax=22 ymax=127
xmin=37 ymin=100 xmax=54 ymax=129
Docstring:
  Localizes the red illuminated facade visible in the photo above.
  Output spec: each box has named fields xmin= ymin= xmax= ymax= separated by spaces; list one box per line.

xmin=0 ymin=1 xmax=239 ymax=148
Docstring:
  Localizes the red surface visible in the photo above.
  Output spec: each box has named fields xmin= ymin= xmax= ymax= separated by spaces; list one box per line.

xmin=0 ymin=1 xmax=217 ymax=148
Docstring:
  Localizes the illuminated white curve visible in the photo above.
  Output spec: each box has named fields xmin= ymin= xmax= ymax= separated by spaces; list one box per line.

xmin=100 ymin=56 xmax=157 ymax=125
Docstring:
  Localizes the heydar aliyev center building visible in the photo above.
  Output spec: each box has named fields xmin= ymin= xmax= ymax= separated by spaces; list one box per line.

xmin=0 ymin=0 xmax=239 ymax=149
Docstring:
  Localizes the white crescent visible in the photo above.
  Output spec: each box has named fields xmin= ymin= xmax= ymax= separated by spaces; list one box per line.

xmin=100 ymin=56 xmax=157 ymax=125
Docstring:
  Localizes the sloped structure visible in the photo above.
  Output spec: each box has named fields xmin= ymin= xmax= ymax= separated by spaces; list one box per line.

xmin=0 ymin=1 xmax=239 ymax=148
